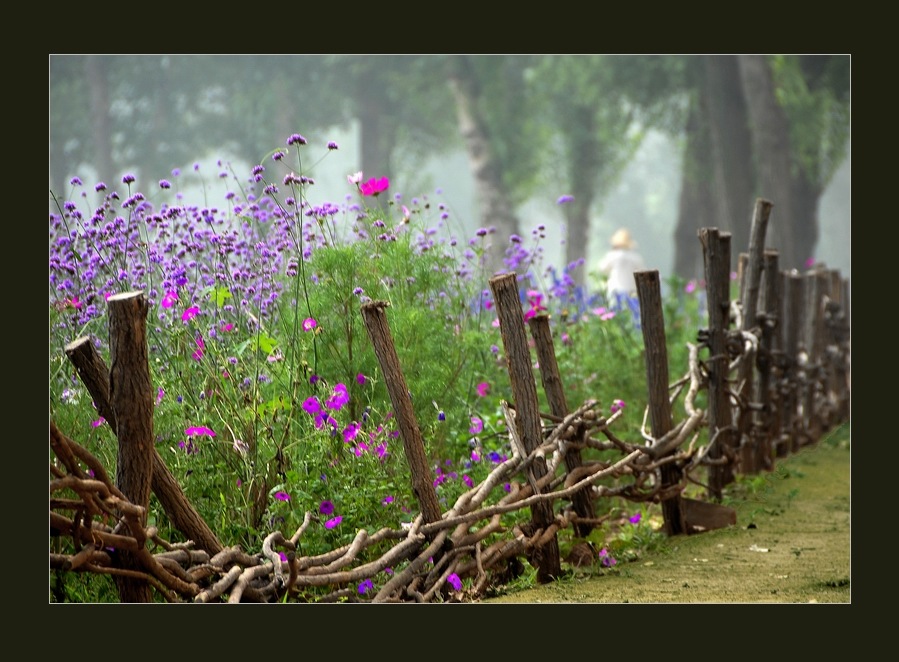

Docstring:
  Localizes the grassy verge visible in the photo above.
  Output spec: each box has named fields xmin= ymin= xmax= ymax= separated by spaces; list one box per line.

xmin=482 ymin=424 xmax=851 ymax=603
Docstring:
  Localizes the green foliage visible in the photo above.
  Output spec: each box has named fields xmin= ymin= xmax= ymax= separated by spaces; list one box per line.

xmin=770 ymin=54 xmax=851 ymax=189
xmin=48 ymin=135 xmax=726 ymax=601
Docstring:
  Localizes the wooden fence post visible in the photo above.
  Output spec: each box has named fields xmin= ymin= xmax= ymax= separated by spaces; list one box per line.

xmin=360 ymin=301 xmax=443 ymax=528
xmin=634 ymin=270 xmax=685 ymax=535
xmin=754 ymin=250 xmax=781 ymax=471
xmin=782 ymin=272 xmax=804 ymax=454
xmin=737 ymin=199 xmax=773 ymax=474
xmin=489 ymin=273 xmax=561 ymax=583
xmin=528 ymin=313 xmax=595 ymax=537
xmin=107 ymin=290 xmax=155 ymax=602
xmin=699 ymin=228 xmax=735 ymax=500
xmin=801 ymin=270 xmax=827 ymax=444
xmin=64 ymin=336 xmax=223 ymax=556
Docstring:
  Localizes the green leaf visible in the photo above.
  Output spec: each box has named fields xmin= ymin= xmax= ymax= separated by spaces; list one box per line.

xmin=209 ymin=286 xmax=233 ymax=307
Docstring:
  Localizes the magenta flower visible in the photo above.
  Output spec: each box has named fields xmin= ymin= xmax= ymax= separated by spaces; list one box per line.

xmin=610 ymin=399 xmax=626 ymax=415
xmin=302 ymin=317 xmax=317 ymax=332
xmin=382 ymin=495 xmax=394 ymax=506
xmin=343 ymin=422 xmax=361 ymax=443
xmin=325 ymin=383 xmax=349 ymax=410
xmin=192 ymin=336 xmax=205 ymax=361
xmin=181 ymin=306 xmax=200 ymax=323
xmin=324 ymin=515 xmax=343 ymax=529
xmin=629 ymin=512 xmax=642 ymax=524
xmin=685 ymin=280 xmax=697 ymax=294
xmin=274 ymin=491 xmax=290 ymax=502
xmin=599 ymin=548 xmax=618 ymax=567
xmin=463 ymin=474 xmax=474 ymax=488
xmin=469 ymin=416 xmax=484 ymax=435
xmin=356 ymin=373 xmax=367 ymax=385
xmin=91 ymin=417 xmax=105 ymax=428
xmin=319 ymin=500 xmax=335 ymax=515
xmin=161 ymin=291 xmax=178 ymax=309
xmin=476 ymin=382 xmax=490 ymax=397
xmin=360 ymin=176 xmax=389 ymax=197
xmin=185 ymin=426 xmax=216 ymax=437
xmin=447 ymin=573 xmax=463 ymax=591
xmin=302 ymin=396 xmax=322 ymax=415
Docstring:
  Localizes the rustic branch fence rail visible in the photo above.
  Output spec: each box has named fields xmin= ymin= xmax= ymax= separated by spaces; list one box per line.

xmin=49 ymin=199 xmax=850 ymax=602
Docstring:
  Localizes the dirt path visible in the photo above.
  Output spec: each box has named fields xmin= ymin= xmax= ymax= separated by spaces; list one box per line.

xmin=482 ymin=428 xmax=851 ymax=604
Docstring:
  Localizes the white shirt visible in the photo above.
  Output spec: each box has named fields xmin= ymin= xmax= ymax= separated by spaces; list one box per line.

xmin=598 ymin=248 xmax=645 ymax=299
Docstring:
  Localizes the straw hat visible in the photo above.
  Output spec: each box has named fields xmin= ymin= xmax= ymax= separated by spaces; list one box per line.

xmin=610 ymin=228 xmax=636 ymax=250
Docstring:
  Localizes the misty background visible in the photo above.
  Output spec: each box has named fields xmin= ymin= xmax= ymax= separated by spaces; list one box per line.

xmin=49 ymin=55 xmax=851 ymax=288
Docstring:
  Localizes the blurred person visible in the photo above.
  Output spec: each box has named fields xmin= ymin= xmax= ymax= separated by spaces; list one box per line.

xmin=598 ymin=227 xmax=645 ymax=309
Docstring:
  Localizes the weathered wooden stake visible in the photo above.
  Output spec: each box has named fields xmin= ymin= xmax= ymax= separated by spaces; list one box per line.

xmin=737 ymin=200 xmax=773 ymax=473
xmin=489 ymin=273 xmax=561 ymax=583
xmin=634 ymin=270 xmax=685 ymax=536
xmin=754 ymin=250 xmax=780 ymax=471
xmin=782 ymin=272 xmax=804 ymax=454
xmin=360 ymin=300 xmax=443 ymax=527
xmin=64 ymin=335 xmax=223 ymax=556
xmin=528 ymin=313 xmax=595 ymax=537
xmin=107 ymin=290 xmax=155 ymax=602
xmin=699 ymin=228 xmax=735 ymax=500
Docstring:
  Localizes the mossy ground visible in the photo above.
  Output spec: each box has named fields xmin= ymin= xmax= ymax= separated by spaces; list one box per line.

xmin=482 ymin=425 xmax=851 ymax=604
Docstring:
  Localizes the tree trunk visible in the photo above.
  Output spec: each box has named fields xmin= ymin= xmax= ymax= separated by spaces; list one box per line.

xmin=737 ymin=55 xmax=801 ymax=269
xmin=704 ymin=55 xmax=755 ymax=254
xmin=563 ymin=105 xmax=599 ymax=288
xmin=673 ymin=102 xmax=715 ymax=281
xmin=356 ymin=72 xmax=396 ymax=213
xmin=108 ymin=291 xmax=155 ymax=602
xmin=84 ymin=55 xmax=116 ymax=190
xmin=447 ymin=55 xmax=520 ymax=276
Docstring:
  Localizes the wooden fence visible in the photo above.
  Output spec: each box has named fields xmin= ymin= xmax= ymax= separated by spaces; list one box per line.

xmin=49 ymin=198 xmax=850 ymax=602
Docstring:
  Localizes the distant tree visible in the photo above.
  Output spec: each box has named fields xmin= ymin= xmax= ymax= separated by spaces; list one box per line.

xmin=665 ymin=54 xmax=850 ymax=279
xmin=446 ymin=55 xmax=554 ymax=274
xmin=737 ymin=54 xmax=850 ymax=271
xmin=673 ymin=55 xmax=754 ymax=280
xmin=529 ymin=55 xmax=652 ymax=286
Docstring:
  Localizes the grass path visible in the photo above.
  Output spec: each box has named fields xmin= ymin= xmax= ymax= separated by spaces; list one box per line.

xmin=482 ymin=426 xmax=851 ymax=604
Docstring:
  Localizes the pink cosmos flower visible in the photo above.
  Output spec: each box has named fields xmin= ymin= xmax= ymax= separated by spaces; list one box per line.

xmin=324 ymin=515 xmax=343 ymax=529
xmin=181 ymin=306 xmax=200 ymax=323
xmin=185 ymin=426 xmax=216 ymax=437
xmin=302 ymin=317 xmax=317 ymax=332
xmin=192 ymin=336 xmax=205 ymax=361
xmin=360 ymin=176 xmax=389 ymax=197
xmin=161 ymin=291 xmax=178 ymax=309
xmin=274 ymin=491 xmax=290 ymax=502
xmin=347 ymin=171 xmax=363 ymax=186
xmin=326 ymin=383 xmax=349 ymax=410
xmin=469 ymin=416 xmax=484 ymax=435
xmin=476 ymin=382 xmax=490 ymax=397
